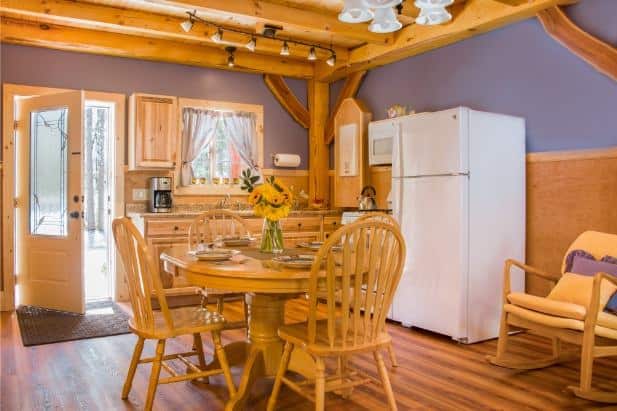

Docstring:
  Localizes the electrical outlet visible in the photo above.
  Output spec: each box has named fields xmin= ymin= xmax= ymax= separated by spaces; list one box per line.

xmin=132 ymin=189 xmax=148 ymax=201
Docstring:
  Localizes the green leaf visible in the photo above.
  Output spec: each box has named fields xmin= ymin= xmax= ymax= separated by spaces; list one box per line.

xmin=250 ymin=176 xmax=259 ymax=183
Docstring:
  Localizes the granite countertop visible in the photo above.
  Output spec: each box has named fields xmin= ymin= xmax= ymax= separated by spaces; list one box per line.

xmin=128 ymin=208 xmax=342 ymax=219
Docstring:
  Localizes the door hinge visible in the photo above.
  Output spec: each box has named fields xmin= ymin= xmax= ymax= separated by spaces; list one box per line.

xmin=13 ymin=198 xmax=19 ymax=208
xmin=13 ymin=120 xmax=19 ymax=131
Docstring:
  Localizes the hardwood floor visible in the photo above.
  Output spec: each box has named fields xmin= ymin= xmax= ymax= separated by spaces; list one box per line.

xmin=2 ymin=299 xmax=616 ymax=411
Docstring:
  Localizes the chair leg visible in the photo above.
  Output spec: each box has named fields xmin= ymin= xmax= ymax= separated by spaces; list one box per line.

xmin=579 ymin=331 xmax=596 ymax=393
xmin=212 ymin=330 xmax=236 ymax=397
xmin=486 ymin=311 xmax=511 ymax=366
xmin=122 ymin=336 xmax=145 ymax=400
xmin=267 ymin=341 xmax=293 ymax=411
xmin=551 ymin=337 xmax=562 ymax=359
xmin=144 ymin=339 xmax=166 ymax=411
xmin=192 ymin=333 xmax=209 ymax=384
xmin=387 ymin=343 xmax=399 ymax=368
xmin=374 ymin=351 xmax=398 ymax=411
xmin=315 ymin=357 xmax=326 ymax=411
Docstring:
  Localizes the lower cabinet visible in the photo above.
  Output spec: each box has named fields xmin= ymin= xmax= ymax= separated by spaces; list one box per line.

xmin=141 ymin=213 xmax=341 ymax=288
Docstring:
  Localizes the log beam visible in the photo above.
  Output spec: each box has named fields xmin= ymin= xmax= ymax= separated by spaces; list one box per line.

xmin=0 ymin=17 xmax=314 ymax=78
xmin=317 ymin=0 xmax=578 ymax=81
xmin=149 ymin=0 xmax=393 ymax=45
xmin=325 ymin=71 xmax=367 ymax=144
xmin=263 ymin=75 xmax=309 ymax=129
xmin=537 ymin=6 xmax=617 ymax=83
xmin=0 ymin=0 xmax=348 ymax=61
xmin=308 ymin=80 xmax=329 ymax=205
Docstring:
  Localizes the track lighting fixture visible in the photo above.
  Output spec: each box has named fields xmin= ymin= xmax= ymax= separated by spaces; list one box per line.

xmin=326 ymin=52 xmax=336 ymax=67
xmin=307 ymin=47 xmax=317 ymax=61
xmin=226 ymin=46 xmax=236 ymax=67
xmin=184 ymin=11 xmax=336 ymax=65
xmin=245 ymin=36 xmax=257 ymax=52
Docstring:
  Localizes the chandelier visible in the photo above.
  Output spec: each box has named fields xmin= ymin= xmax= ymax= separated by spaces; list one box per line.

xmin=338 ymin=0 xmax=454 ymax=33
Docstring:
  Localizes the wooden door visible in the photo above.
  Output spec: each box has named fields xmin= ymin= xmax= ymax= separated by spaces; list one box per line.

xmin=15 ymin=91 xmax=85 ymax=314
xmin=129 ymin=93 xmax=176 ymax=169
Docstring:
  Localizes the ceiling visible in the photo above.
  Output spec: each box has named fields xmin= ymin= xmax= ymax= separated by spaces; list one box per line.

xmin=0 ymin=0 xmax=579 ymax=80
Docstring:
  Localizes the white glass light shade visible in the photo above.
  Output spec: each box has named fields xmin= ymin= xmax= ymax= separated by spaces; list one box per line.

xmin=338 ymin=0 xmax=373 ymax=23
xmin=180 ymin=19 xmax=193 ymax=33
xmin=363 ymin=0 xmax=402 ymax=8
xmin=415 ymin=0 xmax=454 ymax=7
xmin=368 ymin=7 xmax=402 ymax=33
xmin=415 ymin=7 xmax=452 ymax=25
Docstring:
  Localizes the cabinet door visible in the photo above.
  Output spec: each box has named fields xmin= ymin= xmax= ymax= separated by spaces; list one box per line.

xmin=129 ymin=93 xmax=177 ymax=169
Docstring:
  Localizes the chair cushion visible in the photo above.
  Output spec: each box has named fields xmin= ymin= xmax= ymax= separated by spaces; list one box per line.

xmin=507 ymin=292 xmax=586 ymax=320
xmin=504 ymin=304 xmax=617 ymax=340
xmin=547 ymin=273 xmax=617 ymax=310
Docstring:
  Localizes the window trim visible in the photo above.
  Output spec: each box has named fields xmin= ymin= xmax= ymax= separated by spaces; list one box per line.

xmin=174 ymin=97 xmax=264 ymax=196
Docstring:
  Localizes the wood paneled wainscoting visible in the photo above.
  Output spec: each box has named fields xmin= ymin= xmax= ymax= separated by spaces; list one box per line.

xmin=526 ymin=147 xmax=617 ymax=296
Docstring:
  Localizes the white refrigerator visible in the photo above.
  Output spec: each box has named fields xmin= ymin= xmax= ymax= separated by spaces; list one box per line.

xmin=386 ymin=107 xmax=526 ymax=343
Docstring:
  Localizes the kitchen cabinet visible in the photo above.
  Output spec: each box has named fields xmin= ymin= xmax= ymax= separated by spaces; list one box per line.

xmin=334 ymin=98 xmax=372 ymax=208
xmin=129 ymin=93 xmax=177 ymax=170
xmin=137 ymin=212 xmax=341 ymax=287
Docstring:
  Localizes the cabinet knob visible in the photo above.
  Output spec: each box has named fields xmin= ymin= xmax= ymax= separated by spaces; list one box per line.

xmin=174 ymin=226 xmax=179 ymax=231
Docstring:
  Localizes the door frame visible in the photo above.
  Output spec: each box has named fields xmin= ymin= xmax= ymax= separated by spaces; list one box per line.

xmin=1 ymin=84 xmax=126 ymax=311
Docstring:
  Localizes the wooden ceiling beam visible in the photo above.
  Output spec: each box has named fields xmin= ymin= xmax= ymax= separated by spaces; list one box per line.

xmin=317 ymin=0 xmax=579 ymax=81
xmin=0 ymin=0 xmax=348 ymax=61
xmin=537 ymin=6 xmax=617 ymax=83
xmin=0 ymin=17 xmax=314 ymax=78
xmin=263 ymin=74 xmax=309 ymax=128
xmin=148 ymin=0 xmax=393 ymax=45
xmin=325 ymin=71 xmax=367 ymax=144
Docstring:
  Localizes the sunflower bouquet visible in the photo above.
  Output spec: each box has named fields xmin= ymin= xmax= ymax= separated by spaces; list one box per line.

xmin=241 ymin=169 xmax=293 ymax=253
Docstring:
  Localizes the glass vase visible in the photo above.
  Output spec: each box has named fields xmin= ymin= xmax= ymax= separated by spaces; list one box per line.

xmin=260 ymin=218 xmax=284 ymax=254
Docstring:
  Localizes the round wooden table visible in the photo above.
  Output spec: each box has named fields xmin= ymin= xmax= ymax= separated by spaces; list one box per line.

xmin=160 ymin=245 xmax=318 ymax=411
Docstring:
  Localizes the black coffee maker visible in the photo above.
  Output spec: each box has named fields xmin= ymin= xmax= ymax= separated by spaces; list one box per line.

xmin=149 ymin=177 xmax=172 ymax=213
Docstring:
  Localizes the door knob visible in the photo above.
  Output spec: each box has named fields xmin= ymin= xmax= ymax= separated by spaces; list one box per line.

xmin=69 ymin=211 xmax=80 ymax=219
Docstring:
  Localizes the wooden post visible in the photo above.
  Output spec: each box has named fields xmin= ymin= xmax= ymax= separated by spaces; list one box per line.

xmin=308 ymin=80 xmax=329 ymax=205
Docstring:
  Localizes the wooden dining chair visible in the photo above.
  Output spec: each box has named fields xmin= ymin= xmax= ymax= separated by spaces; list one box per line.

xmin=267 ymin=220 xmax=406 ymax=411
xmin=187 ymin=210 xmax=251 ymax=330
xmin=344 ymin=213 xmax=400 ymax=368
xmin=112 ymin=217 xmax=236 ymax=411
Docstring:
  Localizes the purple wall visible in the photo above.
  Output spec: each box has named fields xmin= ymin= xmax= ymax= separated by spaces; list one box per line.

xmin=0 ymin=44 xmax=308 ymax=168
xmin=332 ymin=0 xmax=617 ymax=153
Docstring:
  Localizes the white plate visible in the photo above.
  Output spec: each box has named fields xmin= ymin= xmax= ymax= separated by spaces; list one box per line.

xmin=296 ymin=241 xmax=323 ymax=250
xmin=189 ymin=248 xmax=240 ymax=261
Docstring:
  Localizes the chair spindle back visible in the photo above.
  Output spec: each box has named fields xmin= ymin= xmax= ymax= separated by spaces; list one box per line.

xmin=188 ymin=210 xmax=251 ymax=250
xmin=112 ymin=217 xmax=173 ymax=332
xmin=307 ymin=221 xmax=406 ymax=348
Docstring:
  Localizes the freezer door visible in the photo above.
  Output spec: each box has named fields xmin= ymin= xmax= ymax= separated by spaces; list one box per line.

xmin=396 ymin=108 xmax=469 ymax=177
xmin=392 ymin=175 xmax=469 ymax=340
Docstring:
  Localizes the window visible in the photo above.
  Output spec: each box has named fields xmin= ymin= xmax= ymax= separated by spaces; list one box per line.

xmin=175 ymin=98 xmax=263 ymax=195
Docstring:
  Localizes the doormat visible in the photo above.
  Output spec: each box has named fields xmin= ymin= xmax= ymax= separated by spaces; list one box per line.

xmin=16 ymin=300 xmax=130 ymax=347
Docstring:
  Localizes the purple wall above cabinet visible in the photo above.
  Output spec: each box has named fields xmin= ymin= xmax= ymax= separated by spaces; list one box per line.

xmin=331 ymin=0 xmax=617 ymax=153
xmin=0 ymin=44 xmax=308 ymax=168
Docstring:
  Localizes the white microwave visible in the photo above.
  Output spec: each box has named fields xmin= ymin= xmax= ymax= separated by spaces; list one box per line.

xmin=368 ymin=119 xmax=396 ymax=165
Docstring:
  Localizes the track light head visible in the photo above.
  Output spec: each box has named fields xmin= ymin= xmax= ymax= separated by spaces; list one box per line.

xmin=326 ymin=52 xmax=336 ymax=67
xmin=307 ymin=47 xmax=317 ymax=61
xmin=211 ymin=28 xmax=223 ymax=43
xmin=226 ymin=46 xmax=236 ymax=67
xmin=246 ymin=36 xmax=257 ymax=52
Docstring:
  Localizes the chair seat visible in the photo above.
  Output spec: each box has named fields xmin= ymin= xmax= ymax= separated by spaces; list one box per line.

xmin=129 ymin=306 xmax=225 ymax=339
xmin=278 ymin=319 xmax=391 ymax=355
xmin=504 ymin=304 xmax=617 ymax=340
xmin=508 ymin=292 xmax=587 ymax=320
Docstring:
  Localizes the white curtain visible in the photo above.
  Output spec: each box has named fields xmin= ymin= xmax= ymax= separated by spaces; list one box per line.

xmin=220 ymin=111 xmax=260 ymax=179
xmin=180 ymin=108 xmax=219 ymax=186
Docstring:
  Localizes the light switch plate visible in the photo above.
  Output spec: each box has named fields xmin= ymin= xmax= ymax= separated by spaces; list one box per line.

xmin=132 ymin=189 xmax=148 ymax=201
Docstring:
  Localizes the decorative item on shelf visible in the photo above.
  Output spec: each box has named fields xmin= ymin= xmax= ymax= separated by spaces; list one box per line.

xmin=241 ymin=168 xmax=293 ymax=253
xmin=212 ymin=177 xmax=221 ymax=185
xmin=358 ymin=185 xmax=377 ymax=210
xmin=414 ymin=0 xmax=454 ymax=26
xmin=273 ymin=153 xmax=301 ymax=168
xmin=386 ymin=104 xmax=409 ymax=118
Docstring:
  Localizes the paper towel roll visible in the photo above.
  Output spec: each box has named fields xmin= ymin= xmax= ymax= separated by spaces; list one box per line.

xmin=273 ymin=153 xmax=301 ymax=168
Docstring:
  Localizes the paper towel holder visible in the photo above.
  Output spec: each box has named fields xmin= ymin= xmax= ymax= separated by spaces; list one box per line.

xmin=272 ymin=153 xmax=301 ymax=168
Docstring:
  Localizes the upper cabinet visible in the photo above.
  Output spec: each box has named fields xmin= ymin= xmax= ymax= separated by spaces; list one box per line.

xmin=334 ymin=98 xmax=372 ymax=208
xmin=129 ymin=93 xmax=177 ymax=170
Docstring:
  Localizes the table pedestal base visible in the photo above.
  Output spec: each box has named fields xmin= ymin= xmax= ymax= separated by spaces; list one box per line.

xmin=205 ymin=293 xmax=315 ymax=411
